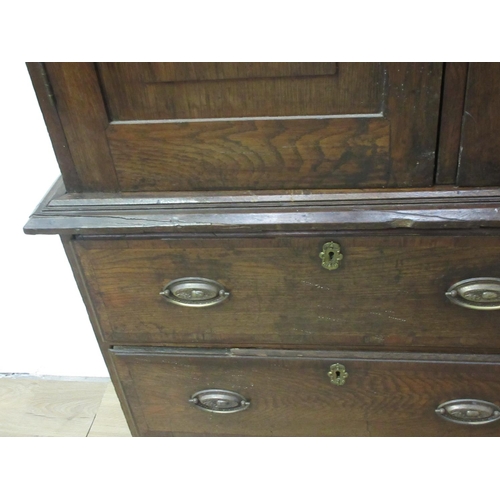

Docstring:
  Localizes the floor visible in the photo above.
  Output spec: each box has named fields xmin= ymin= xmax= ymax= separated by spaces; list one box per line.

xmin=0 ymin=375 xmax=132 ymax=437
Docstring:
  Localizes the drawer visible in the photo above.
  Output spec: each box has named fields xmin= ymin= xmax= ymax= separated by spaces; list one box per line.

xmin=110 ymin=348 xmax=500 ymax=436
xmin=74 ymin=234 xmax=500 ymax=350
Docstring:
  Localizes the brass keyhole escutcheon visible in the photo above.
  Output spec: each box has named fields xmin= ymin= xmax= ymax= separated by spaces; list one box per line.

xmin=320 ymin=242 xmax=343 ymax=270
xmin=328 ymin=363 xmax=348 ymax=386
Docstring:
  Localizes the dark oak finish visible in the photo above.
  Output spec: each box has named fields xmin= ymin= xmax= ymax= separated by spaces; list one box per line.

xmin=37 ymin=63 xmax=443 ymax=192
xmin=105 ymin=63 xmax=441 ymax=191
xmin=385 ymin=62 xmax=442 ymax=187
xmin=23 ymin=178 xmax=500 ymax=235
xmin=44 ymin=63 xmax=119 ymax=192
xmin=107 ymin=117 xmax=391 ymax=191
xmin=436 ymin=63 xmax=468 ymax=185
xmin=458 ymin=63 xmax=500 ymax=186
xmin=26 ymin=63 xmax=81 ymax=191
xmin=73 ymin=233 xmax=500 ymax=351
xmin=110 ymin=347 xmax=500 ymax=436
xmin=97 ymin=62 xmax=378 ymax=120
xmin=24 ymin=62 xmax=500 ymax=437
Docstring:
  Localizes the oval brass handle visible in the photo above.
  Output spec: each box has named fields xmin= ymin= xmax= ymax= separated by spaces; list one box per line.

xmin=160 ymin=277 xmax=230 ymax=307
xmin=189 ymin=389 xmax=250 ymax=413
xmin=445 ymin=277 xmax=500 ymax=310
xmin=435 ymin=399 xmax=500 ymax=425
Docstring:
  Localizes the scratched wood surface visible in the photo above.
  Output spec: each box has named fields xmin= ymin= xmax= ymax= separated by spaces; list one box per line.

xmin=0 ymin=377 xmax=131 ymax=437
xmin=111 ymin=349 xmax=500 ymax=436
xmin=74 ymin=233 xmax=500 ymax=351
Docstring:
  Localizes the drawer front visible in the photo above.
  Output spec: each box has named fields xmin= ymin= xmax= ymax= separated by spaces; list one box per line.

xmin=110 ymin=348 xmax=500 ymax=436
xmin=74 ymin=234 xmax=500 ymax=350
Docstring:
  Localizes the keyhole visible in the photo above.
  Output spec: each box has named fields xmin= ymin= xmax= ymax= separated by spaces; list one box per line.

xmin=329 ymin=363 xmax=347 ymax=385
xmin=328 ymin=251 xmax=335 ymax=261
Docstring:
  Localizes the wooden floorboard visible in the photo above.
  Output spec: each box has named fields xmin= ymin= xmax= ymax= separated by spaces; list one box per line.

xmin=0 ymin=376 xmax=131 ymax=437
xmin=88 ymin=383 xmax=131 ymax=437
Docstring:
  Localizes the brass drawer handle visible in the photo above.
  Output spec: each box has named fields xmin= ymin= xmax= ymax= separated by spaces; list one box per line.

xmin=445 ymin=277 xmax=500 ymax=310
xmin=435 ymin=399 xmax=500 ymax=425
xmin=319 ymin=242 xmax=343 ymax=270
xmin=189 ymin=389 xmax=250 ymax=413
xmin=160 ymin=277 xmax=230 ymax=307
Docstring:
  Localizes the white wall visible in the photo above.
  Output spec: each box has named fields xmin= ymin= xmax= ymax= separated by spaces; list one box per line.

xmin=0 ymin=62 xmax=108 ymax=377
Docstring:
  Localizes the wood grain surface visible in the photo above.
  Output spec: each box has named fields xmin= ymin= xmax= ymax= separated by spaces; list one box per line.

xmin=74 ymin=233 xmax=500 ymax=351
xmin=26 ymin=63 xmax=81 ymax=191
xmin=44 ymin=63 xmax=119 ymax=191
xmin=105 ymin=63 xmax=441 ymax=191
xmin=34 ymin=63 xmax=444 ymax=192
xmin=97 ymin=62 xmax=376 ymax=120
xmin=87 ymin=383 xmax=131 ymax=437
xmin=0 ymin=377 xmax=131 ymax=437
xmin=385 ymin=62 xmax=442 ymax=187
xmin=458 ymin=63 xmax=500 ymax=186
xmin=24 ymin=178 xmax=500 ymax=235
xmin=111 ymin=348 xmax=500 ymax=436
xmin=436 ymin=63 xmax=468 ymax=185
xmin=107 ymin=117 xmax=391 ymax=191
xmin=0 ymin=377 xmax=107 ymax=437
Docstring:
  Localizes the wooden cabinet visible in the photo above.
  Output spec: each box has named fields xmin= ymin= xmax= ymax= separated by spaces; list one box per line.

xmin=25 ymin=62 xmax=500 ymax=436
xmin=38 ymin=63 xmax=443 ymax=191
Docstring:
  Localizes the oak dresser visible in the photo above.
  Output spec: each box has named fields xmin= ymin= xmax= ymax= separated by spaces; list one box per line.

xmin=25 ymin=63 xmax=500 ymax=436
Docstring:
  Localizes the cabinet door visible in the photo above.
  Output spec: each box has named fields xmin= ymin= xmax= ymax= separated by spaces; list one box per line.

xmin=458 ymin=63 xmax=500 ymax=187
xmin=42 ymin=63 xmax=443 ymax=192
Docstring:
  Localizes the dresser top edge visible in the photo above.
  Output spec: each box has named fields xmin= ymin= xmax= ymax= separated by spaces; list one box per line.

xmin=24 ymin=177 xmax=500 ymax=235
